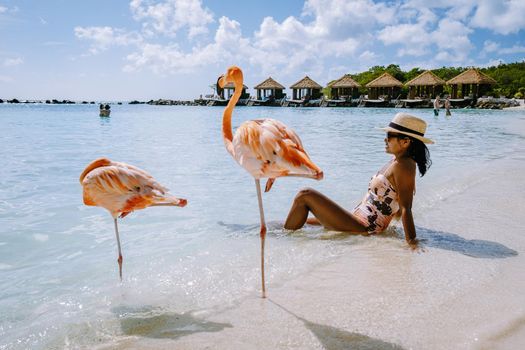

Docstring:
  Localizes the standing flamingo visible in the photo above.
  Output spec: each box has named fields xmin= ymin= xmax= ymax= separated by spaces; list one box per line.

xmin=218 ymin=66 xmax=323 ymax=298
xmin=79 ymin=158 xmax=187 ymax=280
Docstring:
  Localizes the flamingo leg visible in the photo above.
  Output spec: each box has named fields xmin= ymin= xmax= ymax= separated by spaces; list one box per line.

xmin=114 ymin=218 xmax=123 ymax=281
xmin=255 ymin=179 xmax=267 ymax=298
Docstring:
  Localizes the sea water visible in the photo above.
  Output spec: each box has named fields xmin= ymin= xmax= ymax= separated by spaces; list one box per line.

xmin=0 ymin=103 xmax=523 ymax=349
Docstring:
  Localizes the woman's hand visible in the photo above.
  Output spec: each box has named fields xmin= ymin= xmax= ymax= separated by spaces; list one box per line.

xmin=407 ymin=238 xmax=426 ymax=252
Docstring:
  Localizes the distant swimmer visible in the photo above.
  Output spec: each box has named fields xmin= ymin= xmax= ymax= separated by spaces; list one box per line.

xmin=445 ymin=96 xmax=452 ymax=117
xmin=99 ymin=103 xmax=111 ymax=117
xmin=433 ymin=95 xmax=440 ymax=116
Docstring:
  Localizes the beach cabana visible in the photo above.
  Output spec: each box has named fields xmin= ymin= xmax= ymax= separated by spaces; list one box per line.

xmin=254 ymin=77 xmax=285 ymax=101
xmin=328 ymin=74 xmax=360 ymax=99
xmin=290 ymin=76 xmax=322 ymax=101
xmin=405 ymin=71 xmax=445 ymax=99
xmin=446 ymin=68 xmax=497 ymax=100
xmin=222 ymin=82 xmax=249 ymax=100
xmin=365 ymin=73 xmax=403 ymax=100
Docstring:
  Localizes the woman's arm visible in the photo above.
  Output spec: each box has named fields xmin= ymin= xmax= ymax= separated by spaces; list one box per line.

xmin=392 ymin=161 xmax=418 ymax=246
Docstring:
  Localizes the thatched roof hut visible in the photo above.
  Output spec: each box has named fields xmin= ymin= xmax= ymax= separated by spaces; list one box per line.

xmin=446 ymin=68 xmax=497 ymax=99
xmin=221 ymin=82 xmax=249 ymax=99
xmin=254 ymin=77 xmax=286 ymax=100
xmin=405 ymin=70 xmax=445 ymax=99
xmin=365 ymin=73 xmax=403 ymax=100
xmin=446 ymin=68 xmax=497 ymax=85
xmin=328 ymin=74 xmax=360 ymax=99
xmin=290 ymin=76 xmax=323 ymax=100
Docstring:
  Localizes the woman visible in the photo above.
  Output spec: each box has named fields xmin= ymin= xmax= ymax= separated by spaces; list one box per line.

xmin=284 ymin=113 xmax=433 ymax=248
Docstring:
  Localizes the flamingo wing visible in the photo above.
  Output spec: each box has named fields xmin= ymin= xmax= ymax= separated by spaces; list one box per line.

xmin=233 ymin=119 xmax=321 ymax=179
xmin=111 ymin=161 xmax=168 ymax=194
xmin=81 ymin=163 xmax=171 ymax=216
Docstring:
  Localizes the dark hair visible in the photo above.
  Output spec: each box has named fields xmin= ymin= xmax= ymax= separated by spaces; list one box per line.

xmin=407 ymin=137 xmax=432 ymax=176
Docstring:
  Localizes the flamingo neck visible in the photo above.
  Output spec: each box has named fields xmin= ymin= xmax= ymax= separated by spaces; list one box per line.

xmin=222 ymin=79 xmax=242 ymax=144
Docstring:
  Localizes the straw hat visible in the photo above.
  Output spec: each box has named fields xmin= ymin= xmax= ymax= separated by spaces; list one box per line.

xmin=380 ymin=112 xmax=434 ymax=144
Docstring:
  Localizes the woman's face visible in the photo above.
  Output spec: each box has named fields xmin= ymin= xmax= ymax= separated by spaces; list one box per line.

xmin=385 ymin=133 xmax=410 ymax=154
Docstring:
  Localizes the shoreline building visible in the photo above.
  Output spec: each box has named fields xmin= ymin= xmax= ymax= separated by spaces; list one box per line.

xmin=405 ymin=70 xmax=445 ymax=99
xmin=290 ymin=76 xmax=323 ymax=101
xmin=365 ymin=72 xmax=403 ymax=100
xmin=222 ymin=82 xmax=249 ymax=100
xmin=328 ymin=74 xmax=361 ymax=100
xmin=253 ymin=77 xmax=286 ymax=101
xmin=446 ymin=68 xmax=497 ymax=100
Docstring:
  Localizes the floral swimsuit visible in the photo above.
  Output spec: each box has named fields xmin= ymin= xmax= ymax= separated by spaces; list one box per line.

xmin=352 ymin=172 xmax=399 ymax=234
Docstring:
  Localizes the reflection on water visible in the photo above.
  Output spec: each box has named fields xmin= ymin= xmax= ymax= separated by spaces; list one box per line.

xmin=99 ymin=115 xmax=111 ymax=126
xmin=270 ymin=300 xmax=405 ymax=350
xmin=112 ymin=305 xmax=232 ymax=340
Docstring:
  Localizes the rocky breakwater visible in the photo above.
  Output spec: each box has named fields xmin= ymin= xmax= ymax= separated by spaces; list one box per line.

xmin=476 ymin=97 xmax=521 ymax=109
xmin=129 ymin=99 xmax=198 ymax=106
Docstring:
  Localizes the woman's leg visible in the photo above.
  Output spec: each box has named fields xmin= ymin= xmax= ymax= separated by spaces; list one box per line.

xmin=284 ymin=188 xmax=367 ymax=232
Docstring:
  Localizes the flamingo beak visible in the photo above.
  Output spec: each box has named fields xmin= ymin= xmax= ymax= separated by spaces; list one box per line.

xmin=315 ymin=171 xmax=324 ymax=180
xmin=175 ymin=198 xmax=188 ymax=207
xmin=217 ymin=75 xmax=225 ymax=88
xmin=216 ymin=75 xmax=225 ymax=98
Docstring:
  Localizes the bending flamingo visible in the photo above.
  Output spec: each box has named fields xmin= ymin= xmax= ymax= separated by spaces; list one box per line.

xmin=79 ymin=158 xmax=187 ymax=280
xmin=218 ymin=66 xmax=323 ymax=297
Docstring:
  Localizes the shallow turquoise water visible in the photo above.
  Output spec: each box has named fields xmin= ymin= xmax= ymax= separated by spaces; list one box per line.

xmin=0 ymin=103 xmax=523 ymax=348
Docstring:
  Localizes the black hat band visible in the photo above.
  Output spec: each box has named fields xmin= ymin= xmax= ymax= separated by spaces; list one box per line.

xmin=389 ymin=122 xmax=424 ymax=137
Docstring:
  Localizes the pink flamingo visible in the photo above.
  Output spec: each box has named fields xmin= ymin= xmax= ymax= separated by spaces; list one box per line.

xmin=218 ymin=66 xmax=323 ymax=297
xmin=79 ymin=158 xmax=187 ymax=280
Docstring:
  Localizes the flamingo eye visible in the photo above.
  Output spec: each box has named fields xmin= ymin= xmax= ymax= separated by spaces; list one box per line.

xmin=134 ymin=186 xmax=141 ymax=192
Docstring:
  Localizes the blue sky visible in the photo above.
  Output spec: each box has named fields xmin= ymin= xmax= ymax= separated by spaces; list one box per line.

xmin=1 ymin=0 xmax=524 ymax=101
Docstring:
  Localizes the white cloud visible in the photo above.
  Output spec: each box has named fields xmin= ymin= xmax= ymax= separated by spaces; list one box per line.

xmin=378 ymin=22 xmax=430 ymax=57
xmin=471 ymin=0 xmax=525 ymax=35
xmin=249 ymin=0 xmax=397 ymax=73
xmin=499 ymin=45 xmax=525 ymax=54
xmin=378 ymin=2 xmax=476 ymax=64
xmin=74 ymin=0 xmax=525 ymax=81
xmin=3 ymin=57 xmax=23 ymax=66
xmin=303 ymin=0 xmax=397 ymax=36
xmin=0 ymin=5 xmax=18 ymax=13
xmin=124 ymin=16 xmax=240 ymax=73
xmin=130 ymin=0 xmax=213 ymax=38
xmin=482 ymin=40 xmax=500 ymax=53
xmin=74 ymin=26 xmax=142 ymax=54
xmin=432 ymin=18 xmax=473 ymax=63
